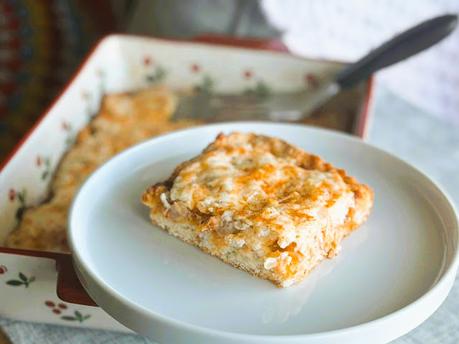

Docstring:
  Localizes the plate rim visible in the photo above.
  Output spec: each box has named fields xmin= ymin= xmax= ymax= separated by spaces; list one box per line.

xmin=69 ymin=122 xmax=459 ymax=342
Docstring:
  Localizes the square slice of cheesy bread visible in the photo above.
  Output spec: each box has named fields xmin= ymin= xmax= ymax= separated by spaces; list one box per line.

xmin=142 ymin=132 xmax=373 ymax=287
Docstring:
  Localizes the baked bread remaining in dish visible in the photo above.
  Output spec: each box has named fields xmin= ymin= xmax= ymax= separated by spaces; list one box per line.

xmin=5 ymin=86 xmax=196 ymax=252
xmin=142 ymin=132 xmax=373 ymax=287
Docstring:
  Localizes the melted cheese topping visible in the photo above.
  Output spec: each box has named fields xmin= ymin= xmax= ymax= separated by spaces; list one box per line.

xmin=167 ymin=134 xmax=355 ymax=270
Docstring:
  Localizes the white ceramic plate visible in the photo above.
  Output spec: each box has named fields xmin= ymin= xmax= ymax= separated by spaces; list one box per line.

xmin=69 ymin=122 xmax=459 ymax=344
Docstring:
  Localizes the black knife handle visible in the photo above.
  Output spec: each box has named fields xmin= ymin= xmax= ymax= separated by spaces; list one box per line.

xmin=336 ymin=14 xmax=458 ymax=89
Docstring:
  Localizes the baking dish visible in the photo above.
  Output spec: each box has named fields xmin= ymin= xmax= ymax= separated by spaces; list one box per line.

xmin=0 ymin=34 xmax=373 ymax=331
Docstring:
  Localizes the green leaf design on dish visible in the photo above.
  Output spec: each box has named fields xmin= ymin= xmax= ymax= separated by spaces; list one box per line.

xmin=6 ymin=280 xmax=23 ymax=286
xmin=61 ymin=316 xmax=77 ymax=321
xmin=195 ymin=75 xmax=214 ymax=94
xmin=6 ymin=272 xmax=35 ymax=287
xmin=14 ymin=189 xmax=27 ymax=221
xmin=41 ymin=158 xmax=52 ymax=180
xmin=75 ymin=310 xmax=83 ymax=321
xmin=146 ymin=66 xmax=167 ymax=84
xmin=244 ymin=80 xmax=270 ymax=99
xmin=61 ymin=311 xmax=91 ymax=323
xmin=17 ymin=189 xmax=26 ymax=204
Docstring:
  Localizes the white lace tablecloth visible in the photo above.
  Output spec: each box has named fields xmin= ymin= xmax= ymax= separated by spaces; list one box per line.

xmin=1 ymin=86 xmax=458 ymax=343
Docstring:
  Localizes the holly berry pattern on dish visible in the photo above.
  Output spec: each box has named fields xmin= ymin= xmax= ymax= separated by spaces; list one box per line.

xmin=45 ymin=300 xmax=91 ymax=323
xmin=36 ymin=155 xmax=52 ymax=180
xmin=7 ymin=188 xmax=27 ymax=221
xmin=143 ymin=55 xmax=167 ymax=84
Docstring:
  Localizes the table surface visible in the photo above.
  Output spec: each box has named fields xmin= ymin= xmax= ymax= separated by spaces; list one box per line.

xmin=1 ymin=86 xmax=458 ymax=343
